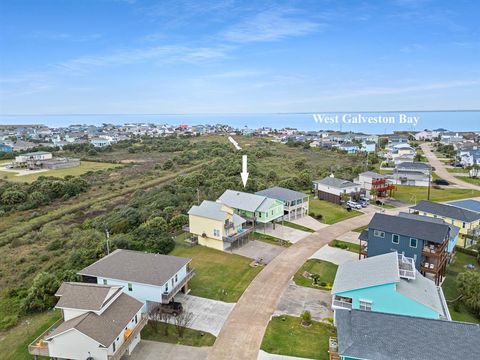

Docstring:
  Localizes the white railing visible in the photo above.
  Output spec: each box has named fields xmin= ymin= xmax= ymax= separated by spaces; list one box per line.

xmin=332 ymin=300 xmax=352 ymax=309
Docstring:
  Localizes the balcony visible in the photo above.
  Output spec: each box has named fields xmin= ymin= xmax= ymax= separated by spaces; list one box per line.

xmin=398 ymin=253 xmax=416 ymax=280
xmin=28 ymin=317 xmax=63 ymax=357
xmin=108 ymin=314 xmax=148 ymax=360
xmin=223 ymin=226 xmax=253 ymax=243
xmin=329 ymin=337 xmax=340 ymax=360
xmin=422 ymin=242 xmax=447 ymax=258
xmin=332 ymin=296 xmax=352 ymax=310
xmin=224 ymin=220 xmax=235 ymax=230
xmin=161 ymin=269 xmax=195 ymax=304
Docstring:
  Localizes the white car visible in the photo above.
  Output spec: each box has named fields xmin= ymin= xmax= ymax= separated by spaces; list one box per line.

xmin=346 ymin=200 xmax=362 ymax=209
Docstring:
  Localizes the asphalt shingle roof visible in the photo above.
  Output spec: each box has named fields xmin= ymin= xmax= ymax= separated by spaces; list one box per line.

xmin=255 ymin=186 xmax=308 ymax=202
xmin=447 ymin=199 xmax=480 ymax=214
xmin=396 ymin=162 xmax=431 ymax=171
xmin=78 ymin=249 xmax=190 ymax=287
xmin=335 ymin=309 xmax=480 ymax=360
xmin=55 ymin=282 xmax=122 ymax=311
xmin=398 ymin=212 xmax=459 ymax=241
xmin=411 ymin=200 xmax=480 ymax=222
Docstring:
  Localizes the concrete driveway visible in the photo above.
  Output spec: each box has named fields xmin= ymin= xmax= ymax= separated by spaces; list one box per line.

xmin=258 ymin=350 xmax=314 ymax=360
xmin=309 ymin=245 xmax=359 ymax=265
xmin=260 ymin=223 xmax=311 ymax=243
xmin=175 ymin=294 xmax=235 ymax=336
xmin=232 ymin=240 xmax=284 ymax=264
xmin=289 ymin=215 xmax=328 ymax=231
xmin=337 ymin=231 xmax=361 ymax=245
xmin=129 ymin=340 xmax=209 ymax=360
xmin=274 ymin=281 xmax=332 ymax=321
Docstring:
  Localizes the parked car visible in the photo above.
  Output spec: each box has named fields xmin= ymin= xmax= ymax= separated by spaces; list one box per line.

xmin=347 ymin=200 xmax=362 ymax=209
xmin=160 ymin=301 xmax=183 ymax=316
xmin=358 ymin=198 xmax=369 ymax=207
xmin=433 ymin=179 xmax=450 ymax=186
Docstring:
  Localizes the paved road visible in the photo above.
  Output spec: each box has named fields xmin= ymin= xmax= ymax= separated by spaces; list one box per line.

xmin=207 ymin=212 xmax=373 ymax=360
xmin=421 ymin=143 xmax=480 ymax=191
xmin=130 ymin=340 xmax=209 ymax=360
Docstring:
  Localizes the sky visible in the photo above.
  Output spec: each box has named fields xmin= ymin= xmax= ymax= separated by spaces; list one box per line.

xmin=0 ymin=0 xmax=479 ymax=117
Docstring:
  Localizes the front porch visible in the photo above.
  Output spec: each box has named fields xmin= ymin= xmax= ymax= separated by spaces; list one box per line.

xmin=161 ymin=268 xmax=196 ymax=304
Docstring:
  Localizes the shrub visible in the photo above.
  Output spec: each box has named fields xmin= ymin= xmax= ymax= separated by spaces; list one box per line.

xmin=301 ymin=310 xmax=312 ymax=326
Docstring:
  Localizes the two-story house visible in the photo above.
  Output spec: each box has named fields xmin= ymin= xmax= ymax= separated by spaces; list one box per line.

xmin=187 ymin=200 xmax=252 ymax=250
xmin=28 ymin=282 xmax=146 ymax=360
xmin=411 ymin=200 xmax=480 ymax=248
xmin=355 ymin=171 xmax=395 ymax=199
xmin=78 ymin=249 xmax=194 ymax=311
xmin=312 ymin=175 xmax=365 ymax=204
xmin=332 ymin=252 xmax=450 ymax=320
xmin=359 ymin=213 xmax=454 ymax=285
xmin=255 ymin=186 xmax=309 ymax=220
xmin=217 ymin=189 xmax=284 ymax=228
xmin=392 ymin=162 xmax=431 ymax=186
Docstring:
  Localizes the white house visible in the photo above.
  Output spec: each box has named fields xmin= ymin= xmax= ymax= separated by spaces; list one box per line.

xmin=313 ymin=175 xmax=365 ymax=204
xmin=414 ymin=130 xmax=439 ymax=141
xmin=28 ymin=282 xmax=145 ymax=360
xmin=78 ymin=249 xmax=194 ymax=311
xmin=392 ymin=162 xmax=431 ymax=187
xmin=15 ymin=151 xmax=52 ymax=164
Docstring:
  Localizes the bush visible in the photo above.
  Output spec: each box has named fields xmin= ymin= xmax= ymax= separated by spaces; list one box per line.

xmin=0 ymin=314 xmax=19 ymax=331
xmin=301 ymin=310 xmax=312 ymax=326
xmin=23 ymin=272 xmax=60 ymax=312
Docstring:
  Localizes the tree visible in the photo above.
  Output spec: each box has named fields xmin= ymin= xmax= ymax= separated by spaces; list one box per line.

xmin=23 ymin=272 xmax=60 ymax=312
xmin=1 ymin=188 xmax=27 ymax=205
xmin=457 ymin=271 xmax=480 ymax=314
xmin=169 ymin=214 xmax=188 ymax=231
xmin=173 ymin=310 xmax=194 ymax=338
xmin=301 ymin=310 xmax=312 ymax=326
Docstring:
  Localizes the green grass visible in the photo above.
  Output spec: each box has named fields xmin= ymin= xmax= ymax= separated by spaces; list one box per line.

xmin=391 ymin=185 xmax=480 ymax=204
xmin=250 ymin=231 xmax=291 ymax=247
xmin=261 ymin=315 xmax=336 ymax=360
xmin=1 ymin=310 xmax=61 ymax=360
xmin=456 ymin=176 xmax=480 ymax=186
xmin=293 ymin=259 xmax=338 ymax=290
xmin=141 ymin=321 xmax=216 ymax=347
xmin=282 ymin=221 xmax=315 ymax=232
xmin=352 ymin=225 xmax=368 ymax=233
xmin=0 ymin=161 xmax=120 ymax=183
xmin=329 ymin=239 xmax=360 ymax=253
xmin=309 ymin=199 xmax=362 ymax=224
xmin=170 ymin=244 xmax=262 ymax=302
xmin=442 ymin=252 xmax=480 ymax=323
xmin=447 ymin=167 xmax=470 ymax=173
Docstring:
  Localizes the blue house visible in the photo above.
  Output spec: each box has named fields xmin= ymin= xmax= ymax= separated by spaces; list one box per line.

xmin=0 ymin=143 xmax=13 ymax=153
xmin=359 ymin=212 xmax=457 ymax=285
xmin=332 ymin=252 xmax=450 ymax=321
xmin=361 ymin=141 xmax=376 ymax=153
xmin=338 ymin=142 xmax=359 ymax=154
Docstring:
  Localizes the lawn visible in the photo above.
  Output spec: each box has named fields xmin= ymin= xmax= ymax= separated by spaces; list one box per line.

xmin=141 ymin=321 xmax=216 ymax=347
xmin=391 ymin=185 xmax=480 ymax=204
xmin=442 ymin=251 xmax=480 ymax=323
xmin=282 ymin=221 xmax=315 ymax=233
xmin=352 ymin=225 xmax=368 ymax=233
xmin=261 ymin=315 xmax=336 ymax=360
xmin=170 ymin=244 xmax=262 ymax=302
xmin=329 ymin=239 xmax=360 ymax=253
xmin=250 ymin=231 xmax=291 ymax=247
xmin=293 ymin=259 xmax=338 ymax=290
xmin=447 ymin=167 xmax=470 ymax=173
xmin=1 ymin=309 xmax=61 ymax=360
xmin=456 ymin=176 xmax=480 ymax=186
xmin=309 ymin=199 xmax=362 ymax=224
xmin=0 ymin=161 xmax=120 ymax=183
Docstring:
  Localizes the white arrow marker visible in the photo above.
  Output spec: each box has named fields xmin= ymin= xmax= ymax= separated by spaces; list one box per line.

xmin=241 ymin=155 xmax=249 ymax=188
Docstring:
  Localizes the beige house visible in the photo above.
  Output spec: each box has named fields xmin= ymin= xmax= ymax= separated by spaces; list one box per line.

xmin=187 ymin=200 xmax=252 ymax=251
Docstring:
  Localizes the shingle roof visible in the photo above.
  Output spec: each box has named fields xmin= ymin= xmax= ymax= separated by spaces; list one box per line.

xmin=398 ymin=212 xmax=459 ymax=241
xmin=368 ymin=212 xmax=449 ymax=244
xmin=332 ymin=252 xmax=400 ymax=294
xmin=47 ymin=292 xmax=143 ymax=347
xmin=55 ymin=282 xmax=122 ymax=311
xmin=78 ymin=249 xmax=190 ymax=286
xmin=447 ymin=199 xmax=480 ymax=214
xmin=255 ymin=186 xmax=308 ymax=202
xmin=411 ymin=200 xmax=480 ymax=222
xmin=359 ymin=171 xmax=384 ymax=179
xmin=396 ymin=162 xmax=431 ymax=170
xmin=313 ymin=176 xmax=359 ymax=189
xmin=335 ymin=309 xmax=480 ymax=360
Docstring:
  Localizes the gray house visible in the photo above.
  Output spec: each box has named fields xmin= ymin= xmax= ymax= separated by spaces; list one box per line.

xmin=255 ymin=186 xmax=309 ymax=220
xmin=392 ymin=162 xmax=431 ymax=186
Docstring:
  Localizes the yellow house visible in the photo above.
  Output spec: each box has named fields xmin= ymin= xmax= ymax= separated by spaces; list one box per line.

xmin=410 ymin=200 xmax=480 ymax=248
xmin=187 ymin=200 xmax=252 ymax=251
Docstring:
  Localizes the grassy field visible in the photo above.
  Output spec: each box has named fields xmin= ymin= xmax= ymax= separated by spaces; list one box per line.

xmin=352 ymin=225 xmax=368 ymax=233
xmin=1 ymin=310 xmax=61 ymax=360
xmin=261 ymin=315 xmax=335 ymax=360
xmin=391 ymin=185 xmax=480 ymax=204
xmin=447 ymin=167 xmax=470 ymax=173
xmin=250 ymin=231 xmax=291 ymax=247
xmin=309 ymin=199 xmax=362 ymax=224
xmin=0 ymin=161 xmax=120 ymax=182
xmin=170 ymin=244 xmax=262 ymax=302
xmin=329 ymin=239 xmax=360 ymax=253
xmin=293 ymin=259 xmax=338 ymax=290
xmin=456 ymin=176 xmax=480 ymax=186
xmin=141 ymin=321 xmax=216 ymax=347
xmin=442 ymin=252 xmax=480 ymax=323
xmin=282 ymin=221 xmax=315 ymax=232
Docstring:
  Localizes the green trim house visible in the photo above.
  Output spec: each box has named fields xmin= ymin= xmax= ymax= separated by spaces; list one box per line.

xmin=217 ymin=190 xmax=284 ymax=224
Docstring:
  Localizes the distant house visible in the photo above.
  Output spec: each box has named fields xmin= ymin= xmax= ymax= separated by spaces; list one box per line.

xmin=388 ymin=135 xmax=409 ymax=145
xmin=90 ymin=138 xmax=111 ymax=147
xmin=361 ymin=141 xmax=376 ymax=153
xmin=0 ymin=143 xmax=13 ymax=153
xmin=331 ymin=309 xmax=480 ymax=360
xmin=255 ymin=186 xmax=309 ymax=220
xmin=78 ymin=249 xmax=194 ymax=310
xmin=332 ymin=252 xmax=450 ymax=320
xmin=411 ymin=200 xmax=480 ymax=248
xmin=187 ymin=200 xmax=252 ymax=251
xmin=359 ymin=212 xmax=456 ymax=285
xmin=312 ymin=175 xmax=364 ymax=204
xmin=15 ymin=151 xmax=52 ymax=164
xmin=355 ymin=171 xmax=395 ymax=198
xmin=28 ymin=282 xmax=145 ymax=360
xmin=338 ymin=142 xmax=359 ymax=154
xmin=414 ymin=130 xmax=439 ymax=141
xmin=217 ymin=190 xmax=284 ymax=227
xmin=392 ymin=161 xmax=431 ymax=186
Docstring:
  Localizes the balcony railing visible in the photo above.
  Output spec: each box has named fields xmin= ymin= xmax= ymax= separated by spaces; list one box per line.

xmin=161 ymin=269 xmax=195 ymax=304
xmin=108 ymin=314 xmax=148 ymax=360
xmin=224 ymin=220 xmax=234 ymax=229
xmin=332 ymin=296 xmax=353 ymax=310
xmin=28 ymin=317 xmax=63 ymax=357
xmin=398 ymin=253 xmax=416 ymax=280
xmin=223 ymin=226 xmax=253 ymax=243
xmin=329 ymin=337 xmax=340 ymax=360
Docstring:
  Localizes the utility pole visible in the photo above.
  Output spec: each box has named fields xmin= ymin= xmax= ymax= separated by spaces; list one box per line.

xmin=105 ymin=228 xmax=110 ymax=255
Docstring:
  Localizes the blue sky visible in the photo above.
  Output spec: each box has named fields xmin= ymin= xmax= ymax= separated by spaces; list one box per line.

xmin=0 ymin=0 xmax=479 ymax=115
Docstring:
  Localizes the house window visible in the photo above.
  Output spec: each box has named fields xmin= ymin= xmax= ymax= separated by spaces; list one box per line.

xmin=165 ymin=283 xmax=169 ymax=292
xmin=462 ymin=222 xmax=466 ymax=229
xmin=172 ymin=279 xmax=174 ymax=286
xmin=135 ymin=315 xmax=138 ymax=324
xmin=213 ymin=229 xmax=220 ymax=237
xmin=410 ymin=238 xmax=418 ymax=248
xmin=128 ymin=283 xmax=133 ymax=291
xmin=374 ymin=230 xmax=385 ymax=238
xmin=113 ymin=341 xmax=116 ymax=352
xmin=359 ymin=299 xmax=372 ymax=311
xmin=392 ymin=234 xmax=399 ymax=244
xmin=103 ymin=279 xmax=107 ymax=285
xmin=175 ymin=274 xmax=178 ymax=282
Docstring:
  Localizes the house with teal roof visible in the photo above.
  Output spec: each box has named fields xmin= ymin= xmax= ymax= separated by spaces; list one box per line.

xmin=331 ymin=252 xmax=450 ymax=321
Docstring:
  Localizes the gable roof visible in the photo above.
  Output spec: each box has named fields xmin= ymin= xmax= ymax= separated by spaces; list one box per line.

xmin=368 ymin=212 xmax=449 ymax=244
xmin=396 ymin=162 xmax=431 ymax=171
xmin=313 ymin=176 xmax=359 ymax=189
xmin=332 ymin=252 xmax=400 ymax=294
xmin=255 ymin=186 xmax=308 ymax=202
xmin=398 ymin=212 xmax=459 ymax=241
xmin=411 ymin=200 xmax=480 ymax=222
xmin=447 ymin=199 xmax=480 ymax=214
xmin=218 ymin=189 xmax=280 ymax=213
xmin=47 ymin=292 xmax=142 ymax=347
xmin=335 ymin=309 xmax=480 ymax=360
xmin=55 ymin=282 xmax=122 ymax=311
xmin=188 ymin=200 xmax=230 ymax=221
xmin=78 ymin=249 xmax=190 ymax=287
xmin=358 ymin=171 xmax=384 ymax=179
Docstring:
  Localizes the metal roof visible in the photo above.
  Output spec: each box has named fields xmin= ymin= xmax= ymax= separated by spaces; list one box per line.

xmin=411 ymin=200 xmax=480 ymax=222
xmin=218 ymin=189 xmax=279 ymax=213
xmin=447 ymin=199 xmax=480 ymax=214
xmin=255 ymin=186 xmax=308 ymax=202
xmin=396 ymin=162 xmax=431 ymax=170
xmin=313 ymin=176 xmax=359 ymax=189
xmin=188 ymin=200 xmax=229 ymax=221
